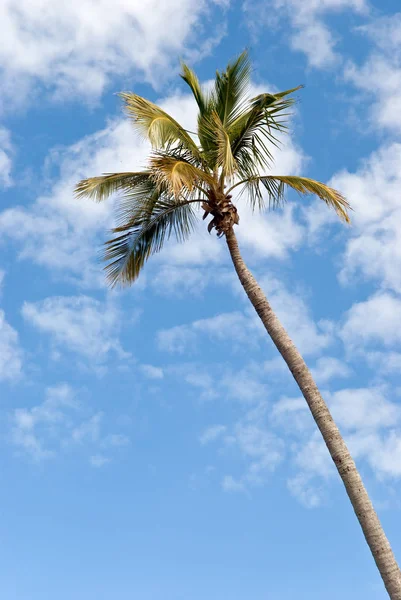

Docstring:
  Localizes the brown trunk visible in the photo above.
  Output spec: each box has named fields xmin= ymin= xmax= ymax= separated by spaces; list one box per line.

xmin=225 ymin=226 xmax=401 ymax=599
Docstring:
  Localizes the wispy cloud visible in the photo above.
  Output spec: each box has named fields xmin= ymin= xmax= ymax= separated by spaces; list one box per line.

xmin=243 ymin=0 xmax=367 ymax=69
xmin=344 ymin=13 xmax=401 ymax=134
xmin=10 ymin=383 xmax=130 ymax=464
xmin=0 ymin=127 xmax=13 ymax=188
xmin=0 ymin=309 xmax=22 ymax=382
xmin=22 ymin=295 xmax=129 ymax=363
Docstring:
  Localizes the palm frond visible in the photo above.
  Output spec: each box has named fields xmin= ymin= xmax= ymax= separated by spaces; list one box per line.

xmin=75 ymin=171 xmax=151 ymax=202
xmin=227 ymin=87 xmax=302 ymax=173
xmin=230 ymin=175 xmax=351 ymax=222
xmin=104 ymin=196 xmax=198 ymax=286
xmin=180 ymin=63 xmax=208 ymax=115
xmin=112 ymin=178 xmax=163 ymax=231
xmin=150 ymin=152 xmax=215 ymax=196
xmin=119 ymin=92 xmax=201 ymax=160
xmin=213 ymin=50 xmax=252 ymax=127
xmin=213 ymin=112 xmax=237 ymax=179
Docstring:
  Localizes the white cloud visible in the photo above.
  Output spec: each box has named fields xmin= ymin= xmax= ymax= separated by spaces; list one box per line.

xmin=150 ymin=265 xmax=212 ymax=297
xmin=341 ymin=293 xmax=401 ymax=350
xmin=271 ymin=384 xmax=401 ymax=505
xmin=200 ymin=425 xmax=227 ymax=445
xmin=11 ymin=384 xmax=77 ymax=461
xmin=222 ymin=419 xmax=284 ymax=490
xmin=201 ymin=401 xmax=285 ymax=493
xmin=330 ymin=387 xmax=400 ymax=431
xmin=259 ymin=275 xmax=334 ymax=356
xmin=102 ymin=433 xmax=130 ymax=448
xmin=157 ymin=311 xmax=262 ymax=354
xmin=311 ymin=356 xmax=351 ymax=384
xmin=344 ymin=14 xmax=401 ymax=134
xmin=0 ymin=118 xmax=145 ymax=287
xmin=139 ymin=364 xmax=164 ymax=380
xmin=0 ymin=127 xmax=13 ymax=187
xmin=271 ymin=396 xmax=312 ymax=435
xmin=236 ymin=204 xmax=304 ymax=260
xmin=306 ymin=143 xmax=401 ymax=293
xmin=0 ymin=0 xmax=226 ymax=105
xmin=363 ymin=432 xmax=401 ymax=479
xmin=22 ymin=295 xmax=128 ymax=361
xmin=291 ymin=20 xmax=338 ymax=68
xmin=244 ymin=0 xmax=366 ymax=69
xmin=90 ymin=455 xmax=111 ymax=468
xmin=157 ymin=323 xmax=198 ymax=354
xmin=365 ymin=351 xmax=401 ymax=375
xmin=183 ymin=370 xmax=217 ymax=400
xmin=287 ymin=472 xmax=324 ymax=508
xmin=11 ymin=383 xmax=130 ymax=462
xmin=158 ymin=275 xmax=333 ymax=358
xmin=222 ymin=475 xmax=246 ymax=493
xmin=71 ymin=412 xmax=103 ymax=444
xmin=221 ymin=369 xmax=269 ymax=404
xmin=0 ymin=309 xmax=23 ymax=381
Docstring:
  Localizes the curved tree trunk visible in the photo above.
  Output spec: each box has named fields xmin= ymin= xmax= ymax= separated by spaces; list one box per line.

xmin=225 ymin=226 xmax=401 ymax=599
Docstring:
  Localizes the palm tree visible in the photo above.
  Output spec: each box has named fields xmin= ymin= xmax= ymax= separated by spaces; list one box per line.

xmin=75 ymin=51 xmax=401 ymax=598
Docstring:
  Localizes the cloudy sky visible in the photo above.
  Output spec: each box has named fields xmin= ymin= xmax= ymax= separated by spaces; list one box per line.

xmin=1 ymin=1 xmax=401 ymax=598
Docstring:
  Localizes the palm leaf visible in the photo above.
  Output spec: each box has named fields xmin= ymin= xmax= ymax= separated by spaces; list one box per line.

xmin=180 ymin=63 xmax=208 ymax=115
xmin=104 ymin=196 xmax=198 ymax=286
xmin=228 ymin=87 xmax=302 ymax=172
xmin=213 ymin=50 xmax=251 ymax=127
xmin=150 ymin=152 xmax=214 ymax=196
xmin=75 ymin=172 xmax=151 ymax=202
xmin=213 ymin=112 xmax=237 ymax=179
xmin=119 ymin=92 xmax=201 ymax=161
xmin=230 ymin=175 xmax=351 ymax=222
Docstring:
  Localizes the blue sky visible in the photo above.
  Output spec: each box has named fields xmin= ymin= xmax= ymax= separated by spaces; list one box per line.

xmin=1 ymin=0 xmax=401 ymax=598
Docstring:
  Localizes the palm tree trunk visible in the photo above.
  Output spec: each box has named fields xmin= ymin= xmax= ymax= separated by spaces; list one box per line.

xmin=225 ymin=226 xmax=401 ymax=599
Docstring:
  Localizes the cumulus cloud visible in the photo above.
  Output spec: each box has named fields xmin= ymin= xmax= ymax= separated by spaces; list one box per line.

xmin=345 ymin=13 xmax=401 ymax=134
xmin=341 ymin=293 xmax=401 ymax=350
xmin=0 ymin=0 xmax=226 ymax=106
xmin=21 ymin=295 xmax=128 ymax=362
xmin=311 ymin=356 xmax=352 ymax=384
xmin=306 ymin=143 xmax=401 ymax=294
xmin=259 ymin=275 xmax=334 ymax=356
xmin=0 ymin=118 xmax=145 ymax=287
xmin=244 ymin=0 xmax=366 ymax=68
xmin=272 ymin=385 xmax=401 ymax=505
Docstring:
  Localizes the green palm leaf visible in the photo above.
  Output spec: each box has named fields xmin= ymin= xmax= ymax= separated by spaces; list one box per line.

xmin=75 ymin=171 xmax=151 ymax=202
xmin=119 ymin=92 xmax=202 ymax=162
xmin=213 ymin=50 xmax=251 ymax=127
xmin=228 ymin=87 xmax=302 ymax=173
xmin=150 ymin=152 xmax=214 ymax=196
xmin=229 ymin=175 xmax=351 ymax=222
xmin=180 ymin=63 xmax=208 ymax=115
xmin=104 ymin=195 xmax=198 ymax=286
